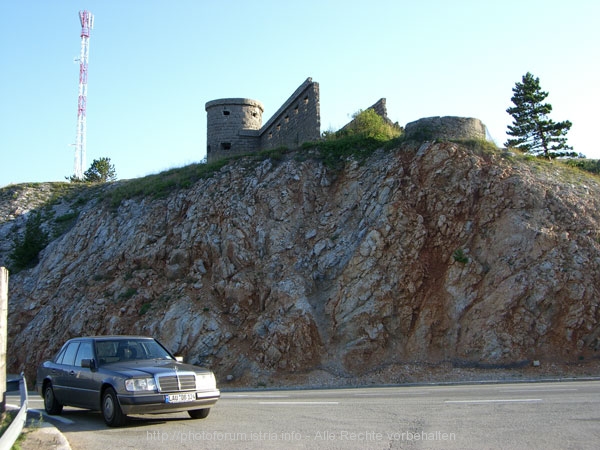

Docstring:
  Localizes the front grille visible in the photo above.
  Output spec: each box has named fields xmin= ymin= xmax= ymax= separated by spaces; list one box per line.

xmin=157 ymin=374 xmax=196 ymax=392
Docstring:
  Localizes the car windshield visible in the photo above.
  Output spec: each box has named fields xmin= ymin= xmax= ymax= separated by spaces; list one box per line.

xmin=95 ymin=339 xmax=173 ymax=365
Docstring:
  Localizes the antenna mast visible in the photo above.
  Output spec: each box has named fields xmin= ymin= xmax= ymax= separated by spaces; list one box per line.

xmin=74 ymin=10 xmax=94 ymax=179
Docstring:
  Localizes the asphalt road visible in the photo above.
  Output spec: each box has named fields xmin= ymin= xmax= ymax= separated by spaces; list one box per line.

xmin=15 ymin=380 xmax=600 ymax=449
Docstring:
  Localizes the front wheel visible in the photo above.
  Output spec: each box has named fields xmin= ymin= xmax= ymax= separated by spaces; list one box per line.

xmin=43 ymin=383 xmax=63 ymax=415
xmin=188 ymin=408 xmax=210 ymax=419
xmin=102 ymin=387 xmax=126 ymax=427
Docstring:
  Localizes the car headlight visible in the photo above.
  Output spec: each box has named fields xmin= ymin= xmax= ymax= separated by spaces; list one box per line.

xmin=125 ymin=377 xmax=157 ymax=392
xmin=195 ymin=372 xmax=216 ymax=390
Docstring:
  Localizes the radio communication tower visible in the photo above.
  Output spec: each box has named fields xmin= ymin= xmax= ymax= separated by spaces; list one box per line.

xmin=74 ymin=10 xmax=94 ymax=179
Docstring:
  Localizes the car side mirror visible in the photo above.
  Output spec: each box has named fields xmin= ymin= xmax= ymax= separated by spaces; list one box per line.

xmin=81 ymin=358 xmax=96 ymax=370
xmin=175 ymin=356 xmax=184 ymax=362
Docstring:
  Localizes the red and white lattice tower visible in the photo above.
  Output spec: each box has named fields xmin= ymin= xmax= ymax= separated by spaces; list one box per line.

xmin=74 ymin=10 xmax=94 ymax=179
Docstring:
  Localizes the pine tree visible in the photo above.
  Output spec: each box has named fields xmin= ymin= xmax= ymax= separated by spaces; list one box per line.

xmin=83 ymin=157 xmax=117 ymax=182
xmin=9 ymin=211 xmax=49 ymax=271
xmin=505 ymin=72 xmax=573 ymax=158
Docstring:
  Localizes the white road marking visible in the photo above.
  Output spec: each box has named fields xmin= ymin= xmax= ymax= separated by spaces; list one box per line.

xmin=258 ymin=401 xmax=339 ymax=405
xmin=354 ymin=391 xmax=428 ymax=396
xmin=497 ymin=388 xmax=577 ymax=393
xmin=445 ymin=399 xmax=543 ymax=404
xmin=223 ymin=394 xmax=289 ymax=398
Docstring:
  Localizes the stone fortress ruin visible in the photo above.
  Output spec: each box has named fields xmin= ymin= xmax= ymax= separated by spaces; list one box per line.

xmin=205 ymin=77 xmax=487 ymax=162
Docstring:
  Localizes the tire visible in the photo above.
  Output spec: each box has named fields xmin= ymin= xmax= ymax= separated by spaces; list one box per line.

xmin=43 ymin=383 xmax=63 ymax=415
xmin=102 ymin=387 xmax=126 ymax=427
xmin=188 ymin=408 xmax=210 ymax=419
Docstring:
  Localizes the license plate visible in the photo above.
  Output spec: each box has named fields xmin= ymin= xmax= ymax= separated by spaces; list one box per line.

xmin=165 ymin=393 xmax=196 ymax=403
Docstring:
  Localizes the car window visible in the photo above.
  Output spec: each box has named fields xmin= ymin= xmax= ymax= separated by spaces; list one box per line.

xmin=94 ymin=339 xmax=173 ymax=364
xmin=54 ymin=346 xmax=67 ymax=364
xmin=139 ymin=340 xmax=174 ymax=360
xmin=74 ymin=341 xmax=94 ymax=367
xmin=96 ymin=341 xmax=118 ymax=365
xmin=59 ymin=342 xmax=80 ymax=366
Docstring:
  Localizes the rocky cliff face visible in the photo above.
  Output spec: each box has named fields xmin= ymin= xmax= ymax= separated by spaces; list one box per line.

xmin=3 ymin=142 xmax=600 ymax=385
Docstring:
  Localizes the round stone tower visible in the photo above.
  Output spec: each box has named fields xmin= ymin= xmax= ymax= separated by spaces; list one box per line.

xmin=404 ymin=116 xmax=487 ymax=142
xmin=205 ymin=98 xmax=264 ymax=162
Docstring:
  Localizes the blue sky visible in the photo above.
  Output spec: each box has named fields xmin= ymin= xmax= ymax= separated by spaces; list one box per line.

xmin=1 ymin=0 xmax=598 ymax=187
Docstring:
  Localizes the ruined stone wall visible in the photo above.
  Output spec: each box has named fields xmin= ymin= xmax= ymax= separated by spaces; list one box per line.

xmin=404 ymin=116 xmax=486 ymax=141
xmin=367 ymin=98 xmax=389 ymax=121
xmin=338 ymin=98 xmax=393 ymax=134
xmin=205 ymin=79 xmax=320 ymax=162
xmin=205 ymin=80 xmax=487 ymax=165
xmin=259 ymin=78 xmax=320 ymax=150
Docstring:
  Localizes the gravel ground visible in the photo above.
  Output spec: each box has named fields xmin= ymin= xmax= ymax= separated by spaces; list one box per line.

xmin=224 ymin=359 xmax=600 ymax=389
xmin=19 ymin=421 xmax=71 ymax=450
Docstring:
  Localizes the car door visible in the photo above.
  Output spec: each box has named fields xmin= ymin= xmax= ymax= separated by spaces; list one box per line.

xmin=70 ymin=341 xmax=99 ymax=409
xmin=53 ymin=341 xmax=80 ymax=405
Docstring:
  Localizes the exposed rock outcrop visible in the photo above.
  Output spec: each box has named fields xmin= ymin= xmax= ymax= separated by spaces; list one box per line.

xmin=3 ymin=142 xmax=600 ymax=385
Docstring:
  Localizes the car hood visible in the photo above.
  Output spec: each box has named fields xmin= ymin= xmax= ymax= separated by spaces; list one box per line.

xmin=101 ymin=359 xmax=211 ymax=377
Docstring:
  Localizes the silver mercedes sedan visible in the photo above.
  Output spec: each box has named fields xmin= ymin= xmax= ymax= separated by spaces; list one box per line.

xmin=36 ymin=335 xmax=220 ymax=426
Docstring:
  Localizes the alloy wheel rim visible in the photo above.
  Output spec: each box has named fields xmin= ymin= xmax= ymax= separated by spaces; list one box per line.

xmin=104 ymin=395 xmax=114 ymax=420
xmin=45 ymin=388 xmax=52 ymax=406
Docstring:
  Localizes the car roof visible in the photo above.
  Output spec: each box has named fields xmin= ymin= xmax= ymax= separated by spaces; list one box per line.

xmin=66 ymin=335 xmax=155 ymax=342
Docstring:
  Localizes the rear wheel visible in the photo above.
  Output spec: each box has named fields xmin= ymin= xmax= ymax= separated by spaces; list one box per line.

xmin=102 ymin=387 xmax=126 ymax=427
xmin=43 ymin=383 xmax=63 ymax=415
xmin=188 ymin=408 xmax=210 ymax=419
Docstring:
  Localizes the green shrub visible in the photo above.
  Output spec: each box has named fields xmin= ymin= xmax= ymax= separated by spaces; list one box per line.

xmin=9 ymin=211 xmax=49 ymax=272
xmin=118 ymin=287 xmax=137 ymax=300
xmin=302 ymin=109 xmax=403 ymax=169
xmin=452 ymin=249 xmax=469 ymax=264
xmin=51 ymin=211 xmax=80 ymax=238
xmin=563 ymin=158 xmax=600 ymax=176
xmin=139 ymin=302 xmax=152 ymax=315
xmin=54 ymin=211 xmax=79 ymax=223
xmin=338 ymin=109 xmax=402 ymax=141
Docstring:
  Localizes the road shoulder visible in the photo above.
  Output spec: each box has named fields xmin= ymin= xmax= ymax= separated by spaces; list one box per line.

xmin=19 ymin=413 xmax=71 ymax=450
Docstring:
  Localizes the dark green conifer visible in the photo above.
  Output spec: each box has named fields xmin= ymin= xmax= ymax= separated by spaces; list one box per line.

xmin=506 ymin=72 xmax=573 ymax=158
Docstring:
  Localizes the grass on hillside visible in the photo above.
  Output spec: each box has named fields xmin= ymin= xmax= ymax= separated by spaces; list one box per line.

xmin=501 ymin=147 xmax=600 ymax=182
xmin=95 ymin=110 xmax=600 ymax=207
xmin=106 ymin=159 xmax=230 ymax=207
xmin=302 ymin=109 xmax=404 ymax=169
xmin=105 ymin=147 xmax=294 ymax=208
xmin=563 ymin=158 xmax=600 ymax=176
xmin=105 ymin=110 xmax=404 ymax=206
xmin=0 ymin=181 xmax=88 ymax=207
xmin=449 ymin=138 xmax=499 ymax=156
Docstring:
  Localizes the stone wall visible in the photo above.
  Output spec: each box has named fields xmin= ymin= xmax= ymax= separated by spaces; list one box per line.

xmin=259 ymin=78 xmax=320 ymax=150
xmin=367 ymin=98 xmax=389 ymax=121
xmin=205 ymin=78 xmax=320 ymax=163
xmin=405 ymin=116 xmax=486 ymax=141
xmin=205 ymin=81 xmax=487 ymax=164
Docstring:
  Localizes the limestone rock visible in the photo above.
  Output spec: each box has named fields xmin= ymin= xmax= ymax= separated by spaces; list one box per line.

xmin=3 ymin=141 xmax=600 ymax=384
